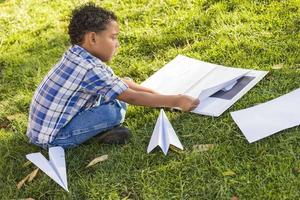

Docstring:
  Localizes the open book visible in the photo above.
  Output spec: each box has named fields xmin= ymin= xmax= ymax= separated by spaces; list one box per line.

xmin=141 ymin=55 xmax=268 ymax=116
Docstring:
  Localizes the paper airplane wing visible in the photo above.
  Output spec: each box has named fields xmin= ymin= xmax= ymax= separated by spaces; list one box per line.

xmin=160 ymin=110 xmax=170 ymax=155
xmin=147 ymin=109 xmax=164 ymax=153
xmin=26 ymin=152 xmax=67 ymax=191
xmin=49 ymin=147 xmax=68 ymax=192
xmin=161 ymin=110 xmax=183 ymax=151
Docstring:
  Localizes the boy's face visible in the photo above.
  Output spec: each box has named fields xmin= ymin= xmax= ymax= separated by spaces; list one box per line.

xmin=85 ymin=20 xmax=120 ymax=62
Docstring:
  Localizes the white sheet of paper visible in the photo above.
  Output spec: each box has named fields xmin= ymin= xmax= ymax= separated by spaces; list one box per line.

xmin=230 ymin=88 xmax=300 ymax=143
xmin=147 ymin=109 xmax=183 ymax=155
xmin=142 ymin=55 xmax=268 ymax=116
xmin=142 ymin=55 xmax=215 ymax=96
xmin=26 ymin=146 xmax=68 ymax=192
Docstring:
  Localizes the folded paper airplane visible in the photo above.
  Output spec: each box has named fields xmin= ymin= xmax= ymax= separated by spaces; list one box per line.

xmin=147 ymin=109 xmax=183 ymax=155
xmin=142 ymin=55 xmax=268 ymax=116
xmin=26 ymin=146 xmax=68 ymax=192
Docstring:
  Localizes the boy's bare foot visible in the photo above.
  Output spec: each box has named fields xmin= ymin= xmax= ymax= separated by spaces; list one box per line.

xmin=96 ymin=126 xmax=131 ymax=145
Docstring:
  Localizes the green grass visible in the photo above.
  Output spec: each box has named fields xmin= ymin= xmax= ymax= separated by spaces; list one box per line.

xmin=1 ymin=0 xmax=300 ymax=199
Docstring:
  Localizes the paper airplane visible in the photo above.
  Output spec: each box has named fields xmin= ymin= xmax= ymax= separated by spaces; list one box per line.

xmin=147 ymin=109 xmax=183 ymax=155
xmin=26 ymin=146 xmax=68 ymax=192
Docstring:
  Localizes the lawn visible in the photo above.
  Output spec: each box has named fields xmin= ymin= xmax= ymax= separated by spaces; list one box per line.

xmin=0 ymin=0 xmax=300 ymax=199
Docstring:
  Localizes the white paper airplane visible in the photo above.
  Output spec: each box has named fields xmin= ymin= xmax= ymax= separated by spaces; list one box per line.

xmin=26 ymin=146 xmax=68 ymax=192
xmin=147 ymin=109 xmax=184 ymax=155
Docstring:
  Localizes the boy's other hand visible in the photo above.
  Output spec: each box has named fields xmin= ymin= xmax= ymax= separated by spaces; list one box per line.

xmin=177 ymin=95 xmax=200 ymax=112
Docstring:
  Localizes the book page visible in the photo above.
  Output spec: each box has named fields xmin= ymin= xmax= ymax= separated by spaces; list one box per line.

xmin=141 ymin=55 xmax=215 ymax=96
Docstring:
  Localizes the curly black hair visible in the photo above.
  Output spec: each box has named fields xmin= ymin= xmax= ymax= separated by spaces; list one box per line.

xmin=68 ymin=3 xmax=117 ymax=45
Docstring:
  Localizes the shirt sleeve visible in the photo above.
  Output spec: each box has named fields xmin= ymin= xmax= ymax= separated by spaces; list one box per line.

xmin=81 ymin=66 xmax=128 ymax=101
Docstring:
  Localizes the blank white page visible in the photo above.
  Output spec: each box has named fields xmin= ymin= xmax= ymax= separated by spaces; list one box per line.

xmin=141 ymin=55 xmax=215 ymax=96
xmin=230 ymin=88 xmax=300 ymax=143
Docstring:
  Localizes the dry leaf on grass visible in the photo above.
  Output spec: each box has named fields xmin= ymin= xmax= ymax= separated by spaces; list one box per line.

xmin=86 ymin=155 xmax=108 ymax=168
xmin=169 ymin=145 xmax=184 ymax=154
xmin=6 ymin=113 xmax=24 ymax=121
xmin=22 ymin=160 xmax=32 ymax=168
xmin=271 ymin=63 xmax=284 ymax=70
xmin=28 ymin=168 xmax=39 ymax=182
xmin=17 ymin=174 xmax=31 ymax=189
xmin=222 ymin=170 xmax=236 ymax=176
xmin=17 ymin=168 xmax=39 ymax=189
xmin=193 ymin=144 xmax=215 ymax=152
xmin=231 ymin=196 xmax=239 ymax=200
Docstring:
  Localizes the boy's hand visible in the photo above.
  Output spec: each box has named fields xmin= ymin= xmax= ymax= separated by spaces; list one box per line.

xmin=117 ymin=88 xmax=199 ymax=111
xmin=176 ymin=95 xmax=200 ymax=112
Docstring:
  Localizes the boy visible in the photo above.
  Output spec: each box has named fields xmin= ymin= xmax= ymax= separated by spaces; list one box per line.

xmin=26 ymin=3 xmax=199 ymax=149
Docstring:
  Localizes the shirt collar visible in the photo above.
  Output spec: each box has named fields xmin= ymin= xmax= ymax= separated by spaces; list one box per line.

xmin=68 ymin=44 xmax=103 ymax=63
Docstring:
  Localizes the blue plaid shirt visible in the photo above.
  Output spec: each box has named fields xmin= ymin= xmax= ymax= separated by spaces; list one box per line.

xmin=26 ymin=45 xmax=128 ymax=145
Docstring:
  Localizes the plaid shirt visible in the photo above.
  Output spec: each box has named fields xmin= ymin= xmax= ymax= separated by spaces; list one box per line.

xmin=26 ymin=45 xmax=128 ymax=145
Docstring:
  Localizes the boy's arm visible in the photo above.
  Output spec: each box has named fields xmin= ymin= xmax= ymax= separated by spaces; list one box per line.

xmin=117 ymin=88 xmax=199 ymax=112
xmin=121 ymin=78 xmax=158 ymax=94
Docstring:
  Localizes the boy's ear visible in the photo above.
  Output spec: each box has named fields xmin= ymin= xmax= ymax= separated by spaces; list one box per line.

xmin=85 ymin=32 xmax=97 ymax=45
